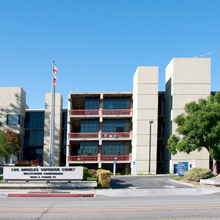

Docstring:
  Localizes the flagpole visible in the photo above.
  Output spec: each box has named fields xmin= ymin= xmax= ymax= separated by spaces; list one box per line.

xmin=49 ymin=61 xmax=55 ymax=166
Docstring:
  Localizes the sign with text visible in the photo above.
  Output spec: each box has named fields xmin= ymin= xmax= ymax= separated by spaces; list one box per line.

xmin=3 ymin=167 xmax=83 ymax=180
xmin=190 ymin=160 xmax=196 ymax=169
xmin=178 ymin=162 xmax=188 ymax=176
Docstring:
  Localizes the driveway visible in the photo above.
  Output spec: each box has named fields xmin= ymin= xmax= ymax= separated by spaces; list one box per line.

xmin=110 ymin=175 xmax=193 ymax=189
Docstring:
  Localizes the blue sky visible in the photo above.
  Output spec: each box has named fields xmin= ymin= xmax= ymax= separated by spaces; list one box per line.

xmin=0 ymin=0 xmax=219 ymax=109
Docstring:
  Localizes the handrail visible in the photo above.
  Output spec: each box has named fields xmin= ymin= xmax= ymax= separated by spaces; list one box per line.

xmin=67 ymin=155 xmax=131 ymax=162
xmin=30 ymin=159 xmax=43 ymax=165
xmin=68 ymin=132 xmax=132 ymax=139
xmin=15 ymin=159 xmax=26 ymax=164
xmin=69 ymin=109 xmax=132 ymax=116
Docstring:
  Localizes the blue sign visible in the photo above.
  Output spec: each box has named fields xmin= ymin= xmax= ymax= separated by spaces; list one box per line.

xmin=9 ymin=158 xmax=13 ymax=164
xmin=133 ymin=161 xmax=136 ymax=165
xmin=113 ymin=162 xmax=116 ymax=165
xmin=178 ymin=162 xmax=188 ymax=176
xmin=173 ymin=164 xmax=178 ymax=174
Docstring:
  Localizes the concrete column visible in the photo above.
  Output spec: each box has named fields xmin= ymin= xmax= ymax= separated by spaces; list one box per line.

xmin=43 ymin=93 xmax=63 ymax=166
xmin=132 ymin=67 xmax=158 ymax=174
xmin=165 ymin=58 xmax=211 ymax=173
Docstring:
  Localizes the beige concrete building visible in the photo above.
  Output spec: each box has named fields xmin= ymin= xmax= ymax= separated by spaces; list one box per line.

xmin=164 ymin=58 xmax=211 ymax=173
xmin=0 ymin=87 xmax=28 ymax=163
xmin=0 ymin=57 xmax=217 ymax=173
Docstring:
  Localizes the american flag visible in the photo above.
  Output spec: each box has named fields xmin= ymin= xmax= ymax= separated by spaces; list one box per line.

xmin=53 ymin=65 xmax=58 ymax=74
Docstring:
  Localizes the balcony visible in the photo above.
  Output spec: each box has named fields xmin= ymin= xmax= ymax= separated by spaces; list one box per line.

xmin=69 ymin=109 xmax=132 ymax=116
xmin=67 ymin=155 xmax=131 ymax=163
xmin=68 ymin=132 xmax=132 ymax=139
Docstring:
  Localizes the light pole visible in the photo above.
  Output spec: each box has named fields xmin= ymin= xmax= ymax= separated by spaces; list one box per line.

xmin=149 ymin=121 xmax=153 ymax=174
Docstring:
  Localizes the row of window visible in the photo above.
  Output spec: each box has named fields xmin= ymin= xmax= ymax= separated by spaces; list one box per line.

xmin=80 ymin=120 xmax=131 ymax=132
xmin=85 ymin=97 xmax=132 ymax=110
xmin=71 ymin=141 xmax=131 ymax=156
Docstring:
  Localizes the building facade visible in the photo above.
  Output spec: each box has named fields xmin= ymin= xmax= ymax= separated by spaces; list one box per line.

xmin=0 ymin=58 xmax=214 ymax=174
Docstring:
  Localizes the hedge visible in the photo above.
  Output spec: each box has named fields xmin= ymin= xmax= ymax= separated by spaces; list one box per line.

xmin=15 ymin=163 xmax=31 ymax=167
xmin=184 ymin=168 xmax=212 ymax=182
xmin=97 ymin=169 xmax=111 ymax=188
xmin=83 ymin=167 xmax=92 ymax=180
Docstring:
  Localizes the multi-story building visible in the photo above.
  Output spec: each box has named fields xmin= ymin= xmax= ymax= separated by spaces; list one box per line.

xmin=0 ymin=58 xmax=217 ymax=174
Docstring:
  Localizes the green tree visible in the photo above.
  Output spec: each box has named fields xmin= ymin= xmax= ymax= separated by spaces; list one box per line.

xmin=0 ymin=128 xmax=21 ymax=165
xmin=167 ymin=92 xmax=220 ymax=176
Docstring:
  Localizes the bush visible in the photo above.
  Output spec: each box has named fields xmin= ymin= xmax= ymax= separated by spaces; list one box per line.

xmin=83 ymin=167 xmax=92 ymax=180
xmin=97 ymin=169 xmax=111 ymax=188
xmin=184 ymin=168 xmax=212 ymax=182
xmin=88 ymin=169 xmax=97 ymax=178
xmin=15 ymin=163 xmax=31 ymax=167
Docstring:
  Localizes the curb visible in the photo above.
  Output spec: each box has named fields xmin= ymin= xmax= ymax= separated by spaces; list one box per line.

xmin=7 ymin=193 xmax=95 ymax=197
xmin=169 ymin=178 xmax=197 ymax=188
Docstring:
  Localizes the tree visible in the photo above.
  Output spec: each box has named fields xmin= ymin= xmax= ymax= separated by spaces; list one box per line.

xmin=0 ymin=128 xmax=21 ymax=165
xmin=167 ymin=92 xmax=220 ymax=176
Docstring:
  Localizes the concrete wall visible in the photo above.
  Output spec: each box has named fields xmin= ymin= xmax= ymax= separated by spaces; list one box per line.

xmin=43 ymin=93 xmax=63 ymax=166
xmin=132 ymin=66 xmax=158 ymax=174
xmin=165 ymin=58 xmax=211 ymax=173
xmin=0 ymin=87 xmax=27 ymax=163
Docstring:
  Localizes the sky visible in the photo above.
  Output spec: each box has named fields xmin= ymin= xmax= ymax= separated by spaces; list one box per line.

xmin=0 ymin=0 xmax=219 ymax=109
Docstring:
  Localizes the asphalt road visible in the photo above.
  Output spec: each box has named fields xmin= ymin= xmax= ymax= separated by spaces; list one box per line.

xmin=0 ymin=195 xmax=220 ymax=219
xmin=110 ymin=175 xmax=192 ymax=189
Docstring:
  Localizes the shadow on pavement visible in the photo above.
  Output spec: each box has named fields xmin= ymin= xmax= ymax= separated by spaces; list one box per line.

xmin=110 ymin=179 xmax=134 ymax=189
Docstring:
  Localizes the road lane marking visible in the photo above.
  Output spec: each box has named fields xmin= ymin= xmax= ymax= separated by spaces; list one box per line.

xmin=0 ymin=205 xmax=220 ymax=211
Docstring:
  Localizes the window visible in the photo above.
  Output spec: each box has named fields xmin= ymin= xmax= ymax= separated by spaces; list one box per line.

xmin=79 ymin=142 xmax=98 ymax=156
xmin=103 ymin=120 xmax=130 ymax=132
xmin=102 ymin=141 xmax=131 ymax=155
xmin=24 ymin=130 xmax=44 ymax=147
xmin=103 ymin=98 xmax=131 ymax=109
xmin=81 ymin=120 xmax=99 ymax=132
xmin=85 ymin=98 xmax=100 ymax=109
xmin=25 ymin=112 xmax=44 ymax=129
xmin=62 ymin=111 xmax=67 ymax=128
xmin=7 ymin=115 xmax=20 ymax=125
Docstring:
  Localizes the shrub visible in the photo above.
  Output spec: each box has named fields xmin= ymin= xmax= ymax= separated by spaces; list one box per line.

xmin=88 ymin=169 xmax=97 ymax=178
xmin=83 ymin=167 xmax=92 ymax=180
xmin=97 ymin=169 xmax=111 ymax=188
xmin=184 ymin=168 xmax=212 ymax=182
xmin=15 ymin=162 xmax=31 ymax=167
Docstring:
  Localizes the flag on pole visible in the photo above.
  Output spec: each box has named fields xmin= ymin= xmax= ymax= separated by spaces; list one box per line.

xmin=54 ymin=76 xmax=58 ymax=82
xmin=53 ymin=65 xmax=58 ymax=74
xmin=53 ymin=64 xmax=58 ymax=87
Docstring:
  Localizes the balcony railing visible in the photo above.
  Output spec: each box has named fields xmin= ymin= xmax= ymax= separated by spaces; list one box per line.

xmin=30 ymin=159 xmax=43 ymax=165
xmin=68 ymin=133 xmax=99 ymax=138
xmin=69 ymin=109 xmax=132 ymax=116
xmin=68 ymin=132 xmax=132 ymax=139
xmin=67 ymin=155 xmax=131 ymax=162
xmin=100 ymin=155 xmax=131 ymax=161
xmin=68 ymin=156 xmax=98 ymax=161
xmin=101 ymin=132 xmax=131 ymax=138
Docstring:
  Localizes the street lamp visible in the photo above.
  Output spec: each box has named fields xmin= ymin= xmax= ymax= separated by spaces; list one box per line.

xmin=149 ymin=121 xmax=154 ymax=174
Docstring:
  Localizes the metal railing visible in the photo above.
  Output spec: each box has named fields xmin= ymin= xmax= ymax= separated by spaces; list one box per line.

xmin=69 ymin=109 xmax=132 ymax=116
xmin=67 ymin=155 xmax=131 ymax=162
xmin=100 ymin=155 xmax=131 ymax=161
xmin=30 ymin=159 xmax=43 ymax=165
xmin=68 ymin=132 xmax=132 ymax=139
xmin=15 ymin=159 xmax=26 ymax=164
xmin=68 ymin=133 xmax=99 ymax=138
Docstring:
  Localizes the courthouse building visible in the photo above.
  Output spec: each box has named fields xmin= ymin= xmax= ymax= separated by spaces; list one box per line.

xmin=0 ymin=58 xmax=213 ymax=174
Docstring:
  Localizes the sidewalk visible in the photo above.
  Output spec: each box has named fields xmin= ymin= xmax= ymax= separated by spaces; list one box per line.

xmin=0 ymin=187 xmax=220 ymax=198
xmin=200 ymin=174 xmax=220 ymax=186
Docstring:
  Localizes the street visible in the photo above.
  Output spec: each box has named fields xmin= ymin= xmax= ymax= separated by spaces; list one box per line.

xmin=0 ymin=194 xmax=220 ymax=219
